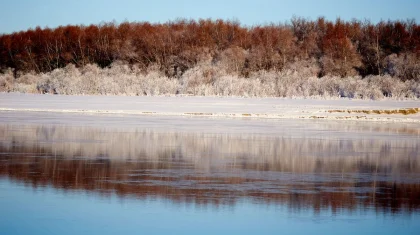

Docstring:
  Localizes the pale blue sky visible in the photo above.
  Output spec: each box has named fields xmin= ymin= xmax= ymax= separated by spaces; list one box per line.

xmin=0 ymin=0 xmax=418 ymax=33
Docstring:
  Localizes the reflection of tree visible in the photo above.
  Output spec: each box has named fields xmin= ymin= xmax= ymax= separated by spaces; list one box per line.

xmin=0 ymin=148 xmax=420 ymax=216
xmin=1 ymin=124 xmax=419 ymax=214
xmin=1 ymin=124 xmax=419 ymax=174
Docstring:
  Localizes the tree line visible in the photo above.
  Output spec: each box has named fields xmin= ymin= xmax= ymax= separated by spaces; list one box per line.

xmin=1 ymin=17 xmax=419 ymax=80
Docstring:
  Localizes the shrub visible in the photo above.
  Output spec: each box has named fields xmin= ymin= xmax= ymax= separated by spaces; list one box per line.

xmin=1 ymin=62 xmax=418 ymax=100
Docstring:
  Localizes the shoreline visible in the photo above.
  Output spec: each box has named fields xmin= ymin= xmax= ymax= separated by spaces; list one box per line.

xmin=1 ymin=93 xmax=420 ymax=123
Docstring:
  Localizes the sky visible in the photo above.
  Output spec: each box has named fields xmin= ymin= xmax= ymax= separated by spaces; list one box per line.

xmin=0 ymin=0 xmax=419 ymax=34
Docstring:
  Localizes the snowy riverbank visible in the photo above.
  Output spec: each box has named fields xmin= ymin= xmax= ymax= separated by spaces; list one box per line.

xmin=1 ymin=93 xmax=420 ymax=122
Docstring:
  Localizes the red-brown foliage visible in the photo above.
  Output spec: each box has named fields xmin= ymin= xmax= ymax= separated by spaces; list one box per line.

xmin=0 ymin=18 xmax=419 ymax=80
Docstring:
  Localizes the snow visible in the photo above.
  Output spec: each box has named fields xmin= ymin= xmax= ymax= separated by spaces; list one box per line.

xmin=1 ymin=93 xmax=420 ymax=122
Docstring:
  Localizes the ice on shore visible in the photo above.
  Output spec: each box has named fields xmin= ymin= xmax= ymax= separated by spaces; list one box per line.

xmin=1 ymin=93 xmax=420 ymax=122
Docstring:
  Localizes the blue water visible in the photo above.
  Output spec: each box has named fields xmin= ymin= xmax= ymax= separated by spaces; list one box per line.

xmin=1 ymin=178 xmax=419 ymax=235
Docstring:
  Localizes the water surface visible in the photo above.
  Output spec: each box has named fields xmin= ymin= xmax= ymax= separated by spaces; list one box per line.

xmin=1 ymin=113 xmax=419 ymax=234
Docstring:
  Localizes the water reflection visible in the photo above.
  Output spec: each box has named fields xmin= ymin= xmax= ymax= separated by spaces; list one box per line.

xmin=1 ymin=123 xmax=419 ymax=215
